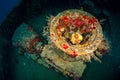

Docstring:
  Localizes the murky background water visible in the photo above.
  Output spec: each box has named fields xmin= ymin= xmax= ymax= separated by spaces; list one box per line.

xmin=0 ymin=0 xmax=120 ymax=80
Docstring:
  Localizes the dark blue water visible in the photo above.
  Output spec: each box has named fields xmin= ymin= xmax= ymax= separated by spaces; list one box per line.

xmin=0 ymin=0 xmax=20 ymax=25
xmin=0 ymin=0 xmax=120 ymax=80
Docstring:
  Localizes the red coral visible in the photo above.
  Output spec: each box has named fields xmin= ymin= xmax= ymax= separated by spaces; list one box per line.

xmin=75 ymin=18 xmax=85 ymax=28
xmin=63 ymin=44 xmax=69 ymax=50
xmin=91 ymin=17 xmax=97 ymax=23
xmin=70 ymin=19 xmax=76 ymax=25
xmin=62 ymin=16 xmax=69 ymax=23
xmin=83 ymin=15 xmax=89 ymax=20
xmin=76 ymin=18 xmax=82 ymax=25
xmin=88 ymin=17 xmax=97 ymax=24
xmin=73 ymin=49 xmax=78 ymax=57
xmin=56 ymin=26 xmax=61 ymax=30
xmin=59 ymin=18 xmax=68 ymax=27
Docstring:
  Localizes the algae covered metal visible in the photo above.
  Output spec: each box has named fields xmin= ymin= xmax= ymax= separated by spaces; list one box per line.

xmin=12 ymin=9 xmax=110 ymax=79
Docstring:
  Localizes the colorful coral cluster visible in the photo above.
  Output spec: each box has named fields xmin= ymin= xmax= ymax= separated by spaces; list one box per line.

xmin=49 ymin=9 xmax=110 ymax=61
xmin=12 ymin=9 xmax=110 ymax=80
xmin=56 ymin=14 xmax=97 ymax=34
